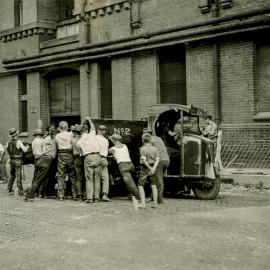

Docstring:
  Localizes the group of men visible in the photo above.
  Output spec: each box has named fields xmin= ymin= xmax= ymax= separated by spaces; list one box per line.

xmin=5 ymin=113 xmax=217 ymax=209
xmin=6 ymin=117 xmax=170 ymax=210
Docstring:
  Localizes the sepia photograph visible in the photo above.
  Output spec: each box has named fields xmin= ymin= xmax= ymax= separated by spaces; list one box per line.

xmin=0 ymin=0 xmax=269 ymax=269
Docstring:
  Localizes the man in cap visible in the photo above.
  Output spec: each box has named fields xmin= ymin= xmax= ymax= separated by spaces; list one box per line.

xmin=6 ymin=128 xmax=29 ymax=195
xmin=96 ymin=125 xmax=110 ymax=202
xmin=55 ymin=121 xmax=77 ymax=201
xmin=24 ymin=127 xmax=57 ymax=201
xmin=39 ymin=124 xmax=57 ymax=197
xmin=200 ymin=115 xmax=217 ymax=140
xmin=77 ymin=117 xmax=101 ymax=203
xmin=31 ymin=128 xmax=45 ymax=197
xmin=109 ymin=134 xmax=140 ymax=210
xmin=71 ymin=124 xmax=84 ymax=201
xmin=138 ymin=133 xmax=160 ymax=208
xmin=143 ymin=127 xmax=170 ymax=204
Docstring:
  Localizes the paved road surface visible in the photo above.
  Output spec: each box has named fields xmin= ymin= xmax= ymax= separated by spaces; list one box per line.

xmin=0 ymin=183 xmax=269 ymax=270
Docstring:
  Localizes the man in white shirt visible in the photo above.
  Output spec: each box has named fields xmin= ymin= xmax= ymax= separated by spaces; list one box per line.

xmin=109 ymin=134 xmax=140 ymax=210
xmin=32 ymin=129 xmax=45 ymax=159
xmin=77 ymin=117 xmax=101 ymax=203
xmin=55 ymin=121 xmax=77 ymax=201
xmin=30 ymin=129 xmax=45 ymax=198
xmin=96 ymin=125 xmax=110 ymax=202
xmin=6 ymin=128 xmax=29 ymax=195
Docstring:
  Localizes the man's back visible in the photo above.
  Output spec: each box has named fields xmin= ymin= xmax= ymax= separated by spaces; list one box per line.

xmin=140 ymin=143 xmax=159 ymax=165
xmin=151 ymin=135 xmax=169 ymax=162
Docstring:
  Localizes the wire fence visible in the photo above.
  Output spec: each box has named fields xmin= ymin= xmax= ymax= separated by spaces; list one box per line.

xmin=221 ymin=139 xmax=270 ymax=169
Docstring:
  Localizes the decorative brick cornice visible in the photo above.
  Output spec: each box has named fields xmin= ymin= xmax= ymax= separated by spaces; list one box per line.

xmin=199 ymin=0 xmax=233 ymax=14
xmin=74 ymin=0 xmax=131 ymax=19
xmin=88 ymin=1 xmax=131 ymax=19
xmin=0 ymin=21 xmax=56 ymax=42
xmin=198 ymin=0 xmax=211 ymax=14
xmin=220 ymin=0 xmax=233 ymax=9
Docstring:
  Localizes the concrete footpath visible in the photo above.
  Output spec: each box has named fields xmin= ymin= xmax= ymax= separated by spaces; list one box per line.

xmin=223 ymin=168 xmax=270 ymax=188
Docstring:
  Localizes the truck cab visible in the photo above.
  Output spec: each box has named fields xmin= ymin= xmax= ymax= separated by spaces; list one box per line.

xmin=146 ymin=104 xmax=220 ymax=200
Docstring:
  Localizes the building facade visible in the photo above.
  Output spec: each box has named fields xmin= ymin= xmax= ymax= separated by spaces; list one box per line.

xmin=0 ymin=0 xmax=269 ymax=169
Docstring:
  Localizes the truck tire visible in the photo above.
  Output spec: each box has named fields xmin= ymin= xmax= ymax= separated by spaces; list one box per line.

xmin=192 ymin=179 xmax=220 ymax=200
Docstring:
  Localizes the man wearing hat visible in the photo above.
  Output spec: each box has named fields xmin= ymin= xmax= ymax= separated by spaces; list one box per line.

xmin=39 ymin=124 xmax=57 ymax=197
xmin=109 ymin=134 xmax=140 ymax=210
xmin=71 ymin=124 xmax=84 ymax=201
xmin=30 ymin=129 xmax=45 ymax=198
xmin=25 ymin=128 xmax=57 ymax=201
xmin=6 ymin=128 xmax=29 ymax=195
xmin=143 ymin=127 xmax=170 ymax=204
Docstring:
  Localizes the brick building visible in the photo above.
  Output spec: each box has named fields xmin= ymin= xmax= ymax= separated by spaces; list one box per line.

xmin=0 ymin=0 xmax=269 ymax=169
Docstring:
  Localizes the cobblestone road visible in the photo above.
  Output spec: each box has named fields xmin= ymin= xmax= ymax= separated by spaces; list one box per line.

xmin=0 ymin=183 xmax=270 ymax=270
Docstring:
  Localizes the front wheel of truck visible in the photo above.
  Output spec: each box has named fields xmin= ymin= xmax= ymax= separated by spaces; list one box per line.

xmin=192 ymin=179 xmax=221 ymax=200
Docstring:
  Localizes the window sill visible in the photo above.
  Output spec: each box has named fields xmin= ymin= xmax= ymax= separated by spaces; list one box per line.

xmin=254 ymin=112 xmax=270 ymax=121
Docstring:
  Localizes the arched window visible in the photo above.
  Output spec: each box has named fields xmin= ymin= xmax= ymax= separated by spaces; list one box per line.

xmin=14 ymin=0 xmax=23 ymax=27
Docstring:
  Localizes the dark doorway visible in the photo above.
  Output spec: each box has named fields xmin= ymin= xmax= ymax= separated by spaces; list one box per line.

xmin=47 ymin=69 xmax=81 ymax=128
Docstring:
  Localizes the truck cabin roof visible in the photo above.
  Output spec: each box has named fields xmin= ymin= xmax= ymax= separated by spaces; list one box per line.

xmin=148 ymin=104 xmax=208 ymax=119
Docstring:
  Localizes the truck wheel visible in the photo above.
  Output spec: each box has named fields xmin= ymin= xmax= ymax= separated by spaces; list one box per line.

xmin=192 ymin=180 xmax=220 ymax=200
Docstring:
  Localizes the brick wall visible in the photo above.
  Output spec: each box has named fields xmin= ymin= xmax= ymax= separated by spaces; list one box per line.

xmin=0 ymin=0 xmax=15 ymax=32
xmin=27 ymin=72 xmax=42 ymax=134
xmin=90 ymin=6 xmax=131 ymax=43
xmin=132 ymin=51 xmax=159 ymax=120
xmin=220 ymin=41 xmax=255 ymax=124
xmin=23 ymin=0 xmax=38 ymax=24
xmin=112 ymin=56 xmax=133 ymax=120
xmin=133 ymin=0 xmax=210 ymax=35
xmin=255 ymin=43 xmax=270 ymax=113
xmin=80 ymin=62 xmax=91 ymax=118
xmin=89 ymin=62 xmax=100 ymax=119
xmin=186 ymin=44 xmax=214 ymax=116
xmin=0 ymin=74 xmax=20 ymax=144
xmin=0 ymin=36 xmax=40 ymax=72
xmin=220 ymin=0 xmax=270 ymax=16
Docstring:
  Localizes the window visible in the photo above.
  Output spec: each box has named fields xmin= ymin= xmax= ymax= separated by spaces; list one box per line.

xmin=100 ymin=59 xmax=112 ymax=119
xmin=18 ymin=72 xmax=28 ymax=132
xmin=57 ymin=0 xmax=74 ymax=20
xmin=159 ymin=46 xmax=186 ymax=105
xmin=14 ymin=0 xmax=23 ymax=27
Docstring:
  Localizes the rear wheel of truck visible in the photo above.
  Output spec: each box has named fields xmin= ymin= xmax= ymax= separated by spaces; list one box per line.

xmin=192 ymin=179 xmax=220 ymax=200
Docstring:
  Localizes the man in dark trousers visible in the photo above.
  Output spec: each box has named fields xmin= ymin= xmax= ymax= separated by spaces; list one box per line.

xmin=6 ymin=128 xmax=29 ymax=195
xmin=71 ymin=124 xmax=84 ymax=201
xmin=55 ymin=121 xmax=77 ymax=201
xmin=24 ymin=127 xmax=57 ymax=201
xmin=143 ymin=128 xmax=170 ymax=204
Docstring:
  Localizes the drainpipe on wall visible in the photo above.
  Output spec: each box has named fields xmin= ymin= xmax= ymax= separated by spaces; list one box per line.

xmin=80 ymin=0 xmax=90 ymax=46
xmin=212 ymin=0 xmax=221 ymax=125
